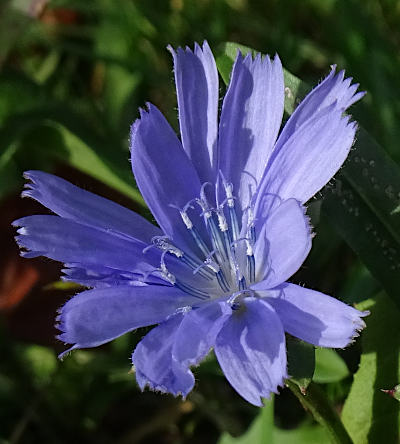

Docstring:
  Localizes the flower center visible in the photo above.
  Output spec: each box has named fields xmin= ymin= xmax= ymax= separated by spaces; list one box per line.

xmin=144 ymin=179 xmax=257 ymax=300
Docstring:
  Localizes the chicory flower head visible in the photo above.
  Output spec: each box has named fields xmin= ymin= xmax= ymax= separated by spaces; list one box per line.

xmin=14 ymin=42 xmax=368 ymax=406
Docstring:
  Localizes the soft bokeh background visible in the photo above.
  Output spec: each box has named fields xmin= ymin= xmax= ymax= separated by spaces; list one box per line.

xmin=1 ymin=0 xmax=399 ymax=443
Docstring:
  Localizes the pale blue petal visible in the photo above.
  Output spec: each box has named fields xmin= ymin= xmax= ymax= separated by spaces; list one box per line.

xmin=172 ymin=300 xmax=232 ymax=367
xmin=218 ymin=53 xmax=284 ymax=211
xmin=215 ymin=297 xmax=287 ymax=406
xmin=22 ymin=170 xmax=161 ymax=243
xmin=168 ymin=41 xmax=218 ymax=183
xmin=58 ymin=285 xmax=194 ymax=353
xmin=266 ymin=283 xmax=369 ymax=348
xmin=252 ymin=199 xmax=312 ymax=288
xmin=62 ymin=264 xmax=165 ymax=288
xmin=130 ymin=103 xmax=206 ymax=253
xmin=256 ymin=105 xmax=357 ymax=204
xmin=276 ymin=67 xmax=364 ymax=150
xmin=13 ymin=215 xmax=160 ymax=275
xmin=132 ymin=314 xmax=195 ymax=397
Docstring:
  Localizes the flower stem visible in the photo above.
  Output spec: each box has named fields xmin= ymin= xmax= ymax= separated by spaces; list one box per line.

xmin=286 ymin=380 xmax=353 ymax=444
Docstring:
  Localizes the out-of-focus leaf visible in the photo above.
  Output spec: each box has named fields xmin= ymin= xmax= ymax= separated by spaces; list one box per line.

xmin=286 ymin=336 xmax=315 ymax=392
xmin=216 ymin=42 xmax=400 ymax=309
xmin=341 ymin=293 xmax=400 ymax=444
xmin=0 ymin=105 xmax=144 ymax=206
xmin=218 ymin=397 xmax=274 ymax=444
xmin=313 ymin=348 xmax=349 ymax=384
xmin=273 ymin=421 xmax=328 ymax=444
xmin=0 ymin=73 xmax=46 ymax=123
xmin=23 ymin=345 xmax=57 ymax=386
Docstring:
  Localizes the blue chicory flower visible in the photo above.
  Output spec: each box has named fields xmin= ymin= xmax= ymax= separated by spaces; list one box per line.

xmin=13 ymin=42 xmax=368 ymax=406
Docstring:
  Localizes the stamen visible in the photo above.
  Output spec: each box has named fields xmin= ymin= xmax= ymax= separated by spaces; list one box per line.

xmin=160 ymin=252 xmax=176 ymax=284
xmin=246 ymin=239 xmax=256 ymax=283
xmin=174 ymin=202 xmax=210 ymax=258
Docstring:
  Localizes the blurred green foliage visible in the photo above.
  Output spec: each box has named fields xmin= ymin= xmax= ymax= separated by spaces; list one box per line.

xmin=1 ymin=0 xmax=400 ymax=443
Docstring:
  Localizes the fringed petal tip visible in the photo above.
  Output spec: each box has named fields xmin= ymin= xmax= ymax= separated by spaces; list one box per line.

xmin=130 ymin=102 xmax=163 ymax=145
xmin=348 ymin=309 xmax=370 ymax=340
xmin=20 ymin=170 xmax=41 ymax=199
xmin=320 ymin=66 xmax=366 ymax=110
xmin=233 ymin=48 xmax=279 ymax=69
xmin=135 ymin=368 xmax=192 ymax=399
xmin=167 ymin=40 xmax=212 ymax=57
xmin=57 ymin=344 xmax=78 ymax=361
xmin=329 ymin=307 xmax=369 ymax=348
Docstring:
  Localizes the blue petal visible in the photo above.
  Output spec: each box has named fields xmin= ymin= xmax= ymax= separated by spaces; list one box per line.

xmin=130 ymin=104 xmax=206 ymax=252
xmin=62 ymin=264 xmax=165 ymax=288
xmin=256 ymin=104 xmax=357 ymax=205
xmin=13 ymin=215 xmax=160 ymax=274
xmin=252 ymin=199 xmax=311 ymax=289
xmin=215 ymin=297 xmax=287 ymax=406
xmin=22 ymin=170 xmax=161 ymax=243
xmin=172 ymin=301 xmax=232 ymax=367
xmin=168 ymin=41 xmax=218 ymax=184
xmin=218 ymin=52 xmax=284 ymax=211
xmin=276 ymin=67 xmax=364 ymax=151
xmin=266 ymin=283 xmax=369 ymax=348
xmin=58 ymin=285 xmax=194 ymax=354
xmin=132 ymin=313 xmax=195 ymax=397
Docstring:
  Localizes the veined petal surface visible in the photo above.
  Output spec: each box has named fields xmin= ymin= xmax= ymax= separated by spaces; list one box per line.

xmin=252 ymin=198 xmax=312 ymax=288
xmin=169 ymin=42 xmax=218 ymax=183
xmin=276 ymin=67 xmax=364 ymax=151
xmin=22 ymin=170 xmax=161 ymax=242
xmin=215 ymin=297 xmax=287 ymax=406
xmin=133 ymin=314 xmax=195 ymax=397
xmin=58 ymin=285 xmax=194 ymax=353
xmin=218 ymin=53 xmax=284 ymax=211
xmin=13 ymin=215 xmax=160 ymax=274
xmin=62 ymin=264 xmax=165 ymax=288
xmin=266 ymin=283 xmax=369 ymax=348
xmin=173 ymin=300 xmax=232 ymax=367
xmin=130 ymin=104 xmax=206 ymax=252
xmin=257 ymin=106 xmax=356 ymax=205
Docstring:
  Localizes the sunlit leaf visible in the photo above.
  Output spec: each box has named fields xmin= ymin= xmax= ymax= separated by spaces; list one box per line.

xmin=313 ymin=348 xmax=349 ymax=384
xmin=341 ymin=293 xmax=400 ymax=444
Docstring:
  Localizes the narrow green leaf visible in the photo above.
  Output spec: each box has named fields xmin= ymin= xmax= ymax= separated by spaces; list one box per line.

xmin=341 ymin=293 xmax=400 ymax=444
xmin=313 ymin=349 xmax=349 ymax=384
xmin=216 ymin=42 xmax=400 ymax=308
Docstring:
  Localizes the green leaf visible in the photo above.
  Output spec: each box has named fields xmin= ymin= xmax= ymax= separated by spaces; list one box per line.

xmin=313 ymin=348 xmax=349 ymax=384
xmin=0 ymin=105 xmax=144 ymax=207
xmin=216 ymin=42 xmax=400 ymax=309
xmin=23 ymin=345 xmax=57 ymax=387
xmin=218 ymin=397 xmax=274 ymax=444
xmin=273 ymin=421 xmax=328 ymax=444
xmin=286 ymin=336 xmax=315 ymax=392
xmin=341 ymin=293 xmax=400 ymax=444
